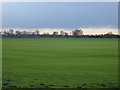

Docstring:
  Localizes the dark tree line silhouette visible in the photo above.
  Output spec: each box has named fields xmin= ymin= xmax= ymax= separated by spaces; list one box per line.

xmin=1 ymin=29 xmax=119 ymax=38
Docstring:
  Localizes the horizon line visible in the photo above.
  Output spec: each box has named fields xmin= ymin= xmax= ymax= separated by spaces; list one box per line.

xmin=0 ymin=27 xmax=118 ymax=35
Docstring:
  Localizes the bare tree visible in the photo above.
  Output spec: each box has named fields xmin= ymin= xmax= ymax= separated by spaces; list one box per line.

xmin=53 ymin=31 xmax=58 ymax=35
xmin=65 ymin=32 xmax=68 ymax=36
xmin=4 ymin=31 xmax=7 ymax=35
xmin=60 ymin=31 xmax=65 ymax=35
xmin=15 ymin=31 xmax=21 ymax=35
xmin=72 ymin=29 xmax=83 ymax=36
xmin=9 ymin=29 xmax=14 ymax=35
xmin=35 ymin=29 xmax=39 ymax=35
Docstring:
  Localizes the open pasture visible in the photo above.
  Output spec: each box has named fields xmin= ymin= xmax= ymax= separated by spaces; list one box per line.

xmin=2 ymin=38 xmax=118 ymax=88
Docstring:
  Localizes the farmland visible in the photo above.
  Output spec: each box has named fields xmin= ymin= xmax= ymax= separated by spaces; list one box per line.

xmin=2 ymin=38 xmax=118 ymax=88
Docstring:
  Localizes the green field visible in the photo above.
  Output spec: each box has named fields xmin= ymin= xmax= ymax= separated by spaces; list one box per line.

xmin=2 ymin=38 xmax=118 ymax=88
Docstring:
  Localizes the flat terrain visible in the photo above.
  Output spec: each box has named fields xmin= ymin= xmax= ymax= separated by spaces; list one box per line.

xmin=2 ymin=38 xmax=118 ymax=88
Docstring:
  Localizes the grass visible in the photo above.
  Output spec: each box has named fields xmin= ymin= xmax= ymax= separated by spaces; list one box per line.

xmin=2 ymin=38 xmax=118 ymax=88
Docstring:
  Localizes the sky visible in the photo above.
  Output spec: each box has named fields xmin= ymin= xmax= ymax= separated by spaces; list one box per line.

xmin=1 ymin=2 xmax=118 ymax=34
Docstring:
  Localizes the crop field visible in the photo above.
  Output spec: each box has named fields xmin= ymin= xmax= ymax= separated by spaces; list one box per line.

xmin=2 ymin=38 xmax=118 ymax=88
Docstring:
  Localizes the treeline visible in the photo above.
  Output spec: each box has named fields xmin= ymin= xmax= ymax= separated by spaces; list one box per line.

xmin=1 ymin=28 xmax=120 ymax=38
xmin=2 ymin=34 xmax=120 ymax=38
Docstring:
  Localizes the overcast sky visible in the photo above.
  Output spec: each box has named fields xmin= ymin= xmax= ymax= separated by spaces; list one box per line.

xmin=2 ymin=2 xmax=118 ymax=29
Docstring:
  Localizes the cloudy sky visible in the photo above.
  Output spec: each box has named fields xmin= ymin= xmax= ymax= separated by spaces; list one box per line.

xmin=2 ymin=2 xmax=118 ymax=34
